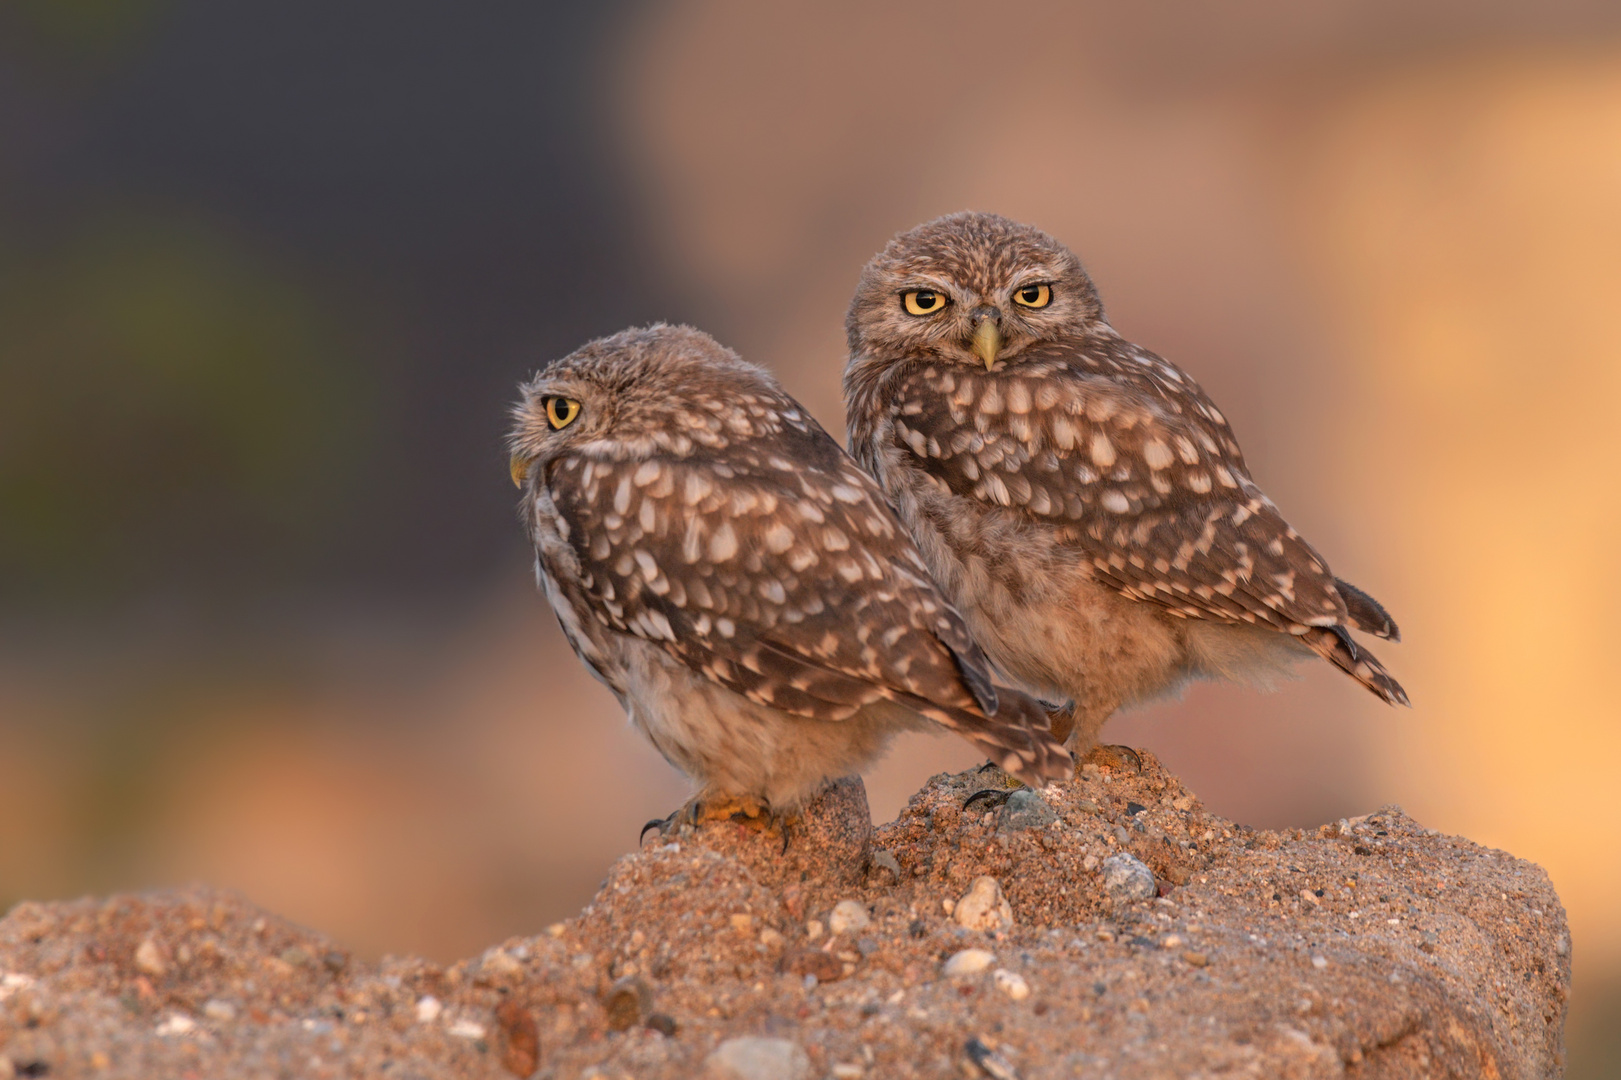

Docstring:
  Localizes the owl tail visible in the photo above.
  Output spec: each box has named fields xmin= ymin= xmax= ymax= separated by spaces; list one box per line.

xmin=1304 ymin=625 xmax=1410 ymax=707
xmin=909 ymin=687 xmax=1073 ymax=787
xmin=1334 ymin=578 xmax=1401 ymax=642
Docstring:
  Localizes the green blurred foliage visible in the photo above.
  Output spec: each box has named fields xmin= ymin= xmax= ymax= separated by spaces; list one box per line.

xmin=0 ymin=218 xmax=368 ymax=604
xmin=7 ymin=0 xmax=173 ymax=58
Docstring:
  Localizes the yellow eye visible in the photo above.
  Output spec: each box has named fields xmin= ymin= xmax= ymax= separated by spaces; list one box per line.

xmin=902 ymin=289 xmax=949 ymax=316
xmin=1012 ymin=283 xmax=1052 ymax=309
xmin=545 ymin=397 xmax=581 ymax=430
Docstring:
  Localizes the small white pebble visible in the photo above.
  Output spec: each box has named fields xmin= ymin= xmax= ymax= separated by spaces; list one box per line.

xmin=545 ymin=923 xmax=566 ymax=938
xmin=480 ymin=949 xmax=522 ymax=979
xmin=1082 ymin=854 xmax=1099 ymax=871
xmin=202 ymin=1000 xmax=237 ymax=1022
xmin=155 ymin=1013 xmax=196 ymax=1036
xmin=943 ymin=949 xmax=996 ymax=976
xmin=1312 ymin=955 xmax=1328 ymax=970
xmin=1387 ymin=918 xmax=1401 ymax=926
xmin=805 ymin=919 xmax=824 ymax=941
xmin=1161 ymin=935 xmax=1183 ymax=950
xmin=134 ymin=938 xmax=167 ymax=977
xmin=993 ymin=968 xmax=1030 ymax=1001
xmin=941 ymin=898 xmax=955 ymax=916
xmin=448 ymin=1019 xmax=485 ymax=1040
xmin=828 ymin=900 xmax=871 ymax=936
xmin=759 ymin=927 xmax=785 ymax=948
xmin=415 ymin=996 xmax=443 ymax=1023
xmin=831 ymin=1065 xmax=864 ymax=1079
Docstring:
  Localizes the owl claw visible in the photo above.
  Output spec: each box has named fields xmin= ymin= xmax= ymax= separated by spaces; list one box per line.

xmin=964 ymin=787 xmax=1021 ymax=812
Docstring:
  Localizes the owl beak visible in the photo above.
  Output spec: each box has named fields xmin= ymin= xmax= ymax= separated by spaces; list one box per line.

xmin=509 ymin=454 xmax=532 ymax=489
xmin=970 ymin=315 xmax=1004 ymax=370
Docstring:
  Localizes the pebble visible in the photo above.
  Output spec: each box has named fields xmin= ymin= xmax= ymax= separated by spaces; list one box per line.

xmin=703 ymin=1036 xmax=812 ymax=1080
xmin=154 ymin=1013 xmax=196 ymax=1036
xmin=1161 ymin=935 xmax=1183 ymax=950
xmin=480 ymin=948 xmax=522 ymax=980
xmin=828 ymin=900 xmax=871 ymax=936
xmin=805 ymin=919 xmax=824 ymax=941
xmin=759 ymin=927 xmax=785 ymax=949
xmin=998 ymin=789 xmax=1057 ymax=831
xmin=415 ymin=996 xmax=443 ymax=1023
xmin=203 ymin=999 xmax=237 ymax=1022
xmin=447 ymin=1019 xmax=485 ymax=1040
xmin=993 ymin=968 xmax=1031 ymax=1000
xmin=1182 ymin=951 xmax=1209 ymax=967
xmin=134 ymin=938 xmax=167 ymax=977
xmin=954 ymin=876 xmax=1014 ymax=932
xmin=1312 ymin=955 xmax=1329 ymax=970
xmin=943 ymin=948 xmax=996 ymax=976
xmin=870 ymin=849 xmax=901 ymax=877
xmin=1101 ymin=853 xmax=1157 ymax=901
xmin=831 ymin=1065 xmax=864 ymax=1079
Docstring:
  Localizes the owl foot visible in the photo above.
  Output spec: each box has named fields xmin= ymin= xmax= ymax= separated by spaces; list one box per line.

xmin=1077 ymin=743 xmax=1142 ymax=776
xmin=640 ymin=794 xmax=792 ymax=849
xmin=964 ymin=761 xmax=1028 ymax=811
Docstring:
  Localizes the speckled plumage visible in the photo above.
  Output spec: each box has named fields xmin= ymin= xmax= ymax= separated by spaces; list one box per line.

xmin=844 ymin=213 xmax=1407 ymax=753
xmin=510 ymin=324 xmax=1069 ymax=809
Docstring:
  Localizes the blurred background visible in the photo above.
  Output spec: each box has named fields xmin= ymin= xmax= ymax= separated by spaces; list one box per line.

xmin=2 ymin=0 xmax=1619 ymax=1071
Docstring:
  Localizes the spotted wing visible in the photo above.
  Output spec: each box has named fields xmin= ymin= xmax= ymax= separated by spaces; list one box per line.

xmin=887 ymin=342 xmax=1359 ymax=638
xmin=544 ymin=414 xmax=1005 ymax=723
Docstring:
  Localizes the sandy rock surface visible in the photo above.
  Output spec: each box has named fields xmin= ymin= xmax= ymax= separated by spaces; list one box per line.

xmin=0 ymin=751 xmax=1569 ymax=1078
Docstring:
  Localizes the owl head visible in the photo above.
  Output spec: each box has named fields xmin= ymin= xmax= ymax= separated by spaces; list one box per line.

xmin=845 ymin=212 xmax=1103 ymax=372
xmin=508 ymin=323 xmax=790 ymax=490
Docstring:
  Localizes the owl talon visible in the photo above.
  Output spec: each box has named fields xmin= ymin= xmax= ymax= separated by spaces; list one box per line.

xmin=963 ymin=788 xmax=1015 ymax=812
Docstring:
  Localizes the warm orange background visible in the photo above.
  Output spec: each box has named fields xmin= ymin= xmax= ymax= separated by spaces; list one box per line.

xmin=3 ymin=2 xmax=1618 ymax=1072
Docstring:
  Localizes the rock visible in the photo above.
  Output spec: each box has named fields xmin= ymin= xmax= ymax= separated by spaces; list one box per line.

xmin=993 ymin=968 xmax=1031 ymax=1000
xmin=479 ymin=947 xmax=522 ymax=981
xmin=1100 ymin=852 xmax=1157 ymax=901
xmin=827 ymin=900 xmax=870 ymax=935
xmin=943 ymin=948 xmax=996 ymax=976
xmin=0 ymin=760 xmax=1572 ymax=1080
xmin=202 ymin=1000 xmax=237 ymax=1022
xmin=703 ymin=1036 xmax=811 ymax=1080
xmin=953 ymin=876 xmax=1014 ymax=932
xmin=134 ymin=938 xmax=167 ymax=976
xmin=603 ymin=975 xmax=652 ymax=1031
xmin=997 ymin=789 xmax=1057 ymax=831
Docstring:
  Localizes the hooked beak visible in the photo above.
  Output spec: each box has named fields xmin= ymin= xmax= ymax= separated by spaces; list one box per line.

xmin=970 ymin=310 xmax=1003 ymax=370
xmin=509 ymin=454 xmax=532 ymax=489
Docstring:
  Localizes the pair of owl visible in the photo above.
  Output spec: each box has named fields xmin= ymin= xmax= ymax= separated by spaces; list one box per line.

xmin=508 ymin=213 xmax=1406 ymax=823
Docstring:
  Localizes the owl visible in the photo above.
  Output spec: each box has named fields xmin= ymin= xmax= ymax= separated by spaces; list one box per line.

xmin=508 ymin=323 xmax=1069 ymax=826
xmin=843 ymin=212 xmax=1407 ymax=757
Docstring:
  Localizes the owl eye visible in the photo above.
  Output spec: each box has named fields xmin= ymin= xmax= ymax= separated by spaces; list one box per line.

xmin=544 ymin=397 xmax=582 ymax=430
xmin=902 ymin=289 xmax=949 ymax=316
xmin=1012 ymin=283 xmax=1052 ymax=309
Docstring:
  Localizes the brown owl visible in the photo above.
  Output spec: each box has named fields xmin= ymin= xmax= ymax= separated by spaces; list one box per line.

xmin=509 ymin=323 xmax=1069 ymax=827
xmin=843 ymin=212 xmax=1407 ymax=758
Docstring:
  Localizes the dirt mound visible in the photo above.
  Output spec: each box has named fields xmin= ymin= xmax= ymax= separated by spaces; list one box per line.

xmin=0 ymin=750 xmax=1569 ymax=1078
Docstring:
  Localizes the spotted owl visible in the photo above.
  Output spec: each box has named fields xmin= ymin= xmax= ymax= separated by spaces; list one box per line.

xmin=508 ymin=323 xmax=1069 ymax=816
xmin=843 ymin=212 xmax=1407 ymax=755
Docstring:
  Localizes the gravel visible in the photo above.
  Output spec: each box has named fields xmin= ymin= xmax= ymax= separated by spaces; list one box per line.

xmin=0 ymin=750 xmax=1571 ymax=1078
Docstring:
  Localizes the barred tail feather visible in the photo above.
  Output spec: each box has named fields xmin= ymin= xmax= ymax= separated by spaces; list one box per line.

xmin=905 ymin=687 xmax=1072 ymax=786
xmin=1305 ymin=625 xmax=1410 ymax=706
xmin=1334 ymin=578 xmax=1401 ymax=642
